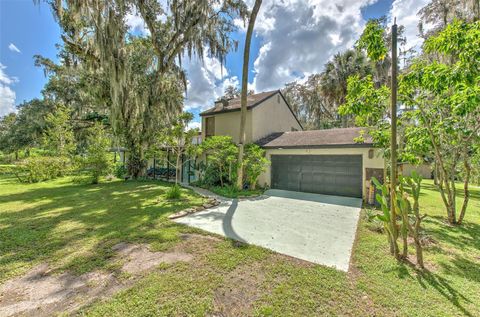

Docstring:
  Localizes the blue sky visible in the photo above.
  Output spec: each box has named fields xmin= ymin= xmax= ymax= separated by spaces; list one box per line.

xmin=0 ymin=0 xmax=429 ymax=123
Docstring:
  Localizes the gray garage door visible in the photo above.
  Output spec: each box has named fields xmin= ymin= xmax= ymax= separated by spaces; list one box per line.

xmin=271 ymin=155 xmax=363 ymax=198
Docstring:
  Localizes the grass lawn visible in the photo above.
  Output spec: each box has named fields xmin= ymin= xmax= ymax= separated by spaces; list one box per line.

xmin=0 ymin=175 xmax=479 ymax=316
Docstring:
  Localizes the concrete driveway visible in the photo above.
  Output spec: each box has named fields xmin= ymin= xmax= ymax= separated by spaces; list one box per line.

xmin=174 ymin=189 xmax=362 ymax=271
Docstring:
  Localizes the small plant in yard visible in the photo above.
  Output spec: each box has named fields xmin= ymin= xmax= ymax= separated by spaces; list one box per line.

xmin=364 ymin=208 xmax=384 ymax=233
xmin=198 ymin=136 xmax=238 ymax=187
xmin=372 ymin=171 xmax=426 ymax=269
xmin=243 ymin=144 xmax=269 ymax=189
xmin=399 ymin=171 xmax=426 ymax=268
xmin=165 ymin=184 xmax=182 ymax=200
xmin=83 ymin=123 xmax=112 ymax=184
xmin=14 ymin=156 xmax=72 ymax=183
xmin=158 ymin=112 xmax=198 ymax=184
xmin=114 ymin=163 xmax=128 ymax=179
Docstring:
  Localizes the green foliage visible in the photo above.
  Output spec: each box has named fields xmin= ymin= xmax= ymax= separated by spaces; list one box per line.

xmin=159 ymin=112 xmax=198 ymax=184
xmin=165 ymin=184 xmax=182 ymax=200
xmin=243 ymin=144 xmax=269 ymax=189
xmin=43 ymin=0 xmax=248 ymax=178
xmin=14 ymin=156 xmax=72 ymax=183
xmin=0 ymin=164 xmax=16 ymax=176
xmin=400 ymin=20 xmax=480 ymax=224
xmin=371 ymin=177 xmax=392 ymax=226
xmin=0 ymin=113 xmax=18 ymax=155
xmin=372 ymin=171 xmax=426 ymax=268
xmin=339 ymin=75 xmax=390 ymax=126
xmin=206 ymin=185 xmax=263 ymax=198
xmin=357 ymin=19 xmax=388 ymax=61
xmin=197 ymin=162 xmax=223 ymax=187
xmin=43 ymin=104 xmax=76 ymax=157
xmin=84 ymin=123 xmax=112 ymax=184
xmin=114 ymin=163 xmax=128 ymax=179
xmin=199 ymin=136 xmax=238 ymax=187
xmin=0 ymin=99 xmax=55 ymax=156
xmin=338 ymin=75 xmax=391 ymax=156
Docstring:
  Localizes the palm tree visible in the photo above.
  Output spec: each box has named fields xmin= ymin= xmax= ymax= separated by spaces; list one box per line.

xmin=237 ymin=0 xmax=262 ymax=190
xmin=320 ymin=49 xmax=372 ymax=127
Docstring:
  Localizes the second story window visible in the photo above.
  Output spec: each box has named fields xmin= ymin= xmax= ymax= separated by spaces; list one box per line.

xmin=206 ymin=117 xmax=215 ymax=138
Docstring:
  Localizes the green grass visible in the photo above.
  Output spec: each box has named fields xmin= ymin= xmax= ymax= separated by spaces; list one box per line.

xmin=0 ymin=176 xmax=205 ymax=281
xmin=0 ymin=176 xmax=479 ymax=316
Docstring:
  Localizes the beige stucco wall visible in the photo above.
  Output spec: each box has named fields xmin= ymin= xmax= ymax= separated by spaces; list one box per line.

xmin=251 ymin=93 xmax=303 ymax=141
xmin=257 ymin=147 xmax=385 ymax=199
xmin=200 ymin=92 xmax=302 ymax=144
xmin=201 ymin=110 xmax=253 ymax=144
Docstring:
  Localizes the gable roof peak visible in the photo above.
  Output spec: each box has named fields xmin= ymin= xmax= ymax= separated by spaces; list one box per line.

xmin=200 ymin=90 xmax=279 ymax=116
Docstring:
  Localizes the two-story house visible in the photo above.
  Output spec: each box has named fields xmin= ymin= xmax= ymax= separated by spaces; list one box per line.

xmin=200 ymin=90 xmax=384 ymax=200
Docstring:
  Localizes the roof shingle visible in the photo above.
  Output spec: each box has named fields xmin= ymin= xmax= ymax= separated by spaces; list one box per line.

xmin=256 ymin=127 xmax=374 ymax=148
xmin=200 ymin=90 xmax=278 ymax=116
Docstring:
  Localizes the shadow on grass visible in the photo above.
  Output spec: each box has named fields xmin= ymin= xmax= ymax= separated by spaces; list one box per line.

xmin=423 ymin=215 xmax=480 ymax=251
xmin=387 ymin=259 xmax=475 ymax=317
xmin=416 ymin=268 xmax=474 ymax=317
xmin=0 ymin=177 xmax=203 ymax=280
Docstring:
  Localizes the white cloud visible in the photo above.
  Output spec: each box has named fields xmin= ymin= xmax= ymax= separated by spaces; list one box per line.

xmin=8 ymin=43 xmax=21 ymax=54
xmin=125 ymin=11 xmax=149 ymax=35
xmin=183 ymin=52 xmax=240 ymax=111
xmin=247 ymin=0 xmax=376 ymax=92
xmin=125 ymin=1 xmax=169 ymax=35
xmin=187 ymin=121 xmax=201 ymax=130
xmin=390 ymin=0 xmax=430 ymax=50
xmin=0 ymin=63 xmax=17 ymax=116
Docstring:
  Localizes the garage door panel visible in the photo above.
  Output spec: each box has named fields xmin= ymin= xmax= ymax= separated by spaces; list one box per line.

xmin=271 ymin=154 xmax=362 ymax=198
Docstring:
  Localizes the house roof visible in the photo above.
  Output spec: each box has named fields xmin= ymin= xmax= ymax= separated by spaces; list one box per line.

xmin=200 ymin=90 xmax=279 ymax=116
xmin=256 ymin=127 xmax=374 ymax=148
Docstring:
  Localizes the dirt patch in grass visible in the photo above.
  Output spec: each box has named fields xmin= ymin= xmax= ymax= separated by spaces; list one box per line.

xmin=212 ymin=261 xmax=267 ymax=316
xmin=113 ymin=242 xmax=193 ymax=274
xmin=0 ymin=241 xmax=196 ymax=317
xmin=0 ymin=263 xmax=120 ymax=317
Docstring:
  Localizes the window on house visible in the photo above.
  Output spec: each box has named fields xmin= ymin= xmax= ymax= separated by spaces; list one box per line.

xmin=205 ymin=117 xmax=215 ymax=138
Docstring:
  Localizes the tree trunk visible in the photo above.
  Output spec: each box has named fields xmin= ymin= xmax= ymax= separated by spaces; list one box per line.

xmin=457 ymin=155 xmax=471 ymax=224
xmin=176 ymin=151 xmax=182 ymax=184
xmin=412 ymin=220 xmax=424 ymax=268
xmin=390 ymin=21 xmax=400 ymax=260
xmin=401 ymin=207 xmax=409 ymax=259
xmin=412 ymin=202 xmax=424 ymax=269
xmin=236 ymin=0 xmax=262 ymax=190
xmin=127 ymin=144 xmax=146 ymax=179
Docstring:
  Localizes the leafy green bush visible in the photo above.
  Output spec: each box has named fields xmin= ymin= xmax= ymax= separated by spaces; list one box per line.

xmin=244 ymin=144 xmax=269 ymax=189
xmin=14 ymin=156 xmax=72 ymax=183
xmin=114 ymin=163 xmax=128 ymax=179
xmin=209 ymin=185 xmax=263 ymax=198
xmin=198 ymin=136 xmax=238 ymax=187
xmin=165 ymin=184 xmax=182 ymax=200
xmin=83 ymin=123 xmax=112 ymax=184
xmin=0 ymin=164 xmax=16 ymax=176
